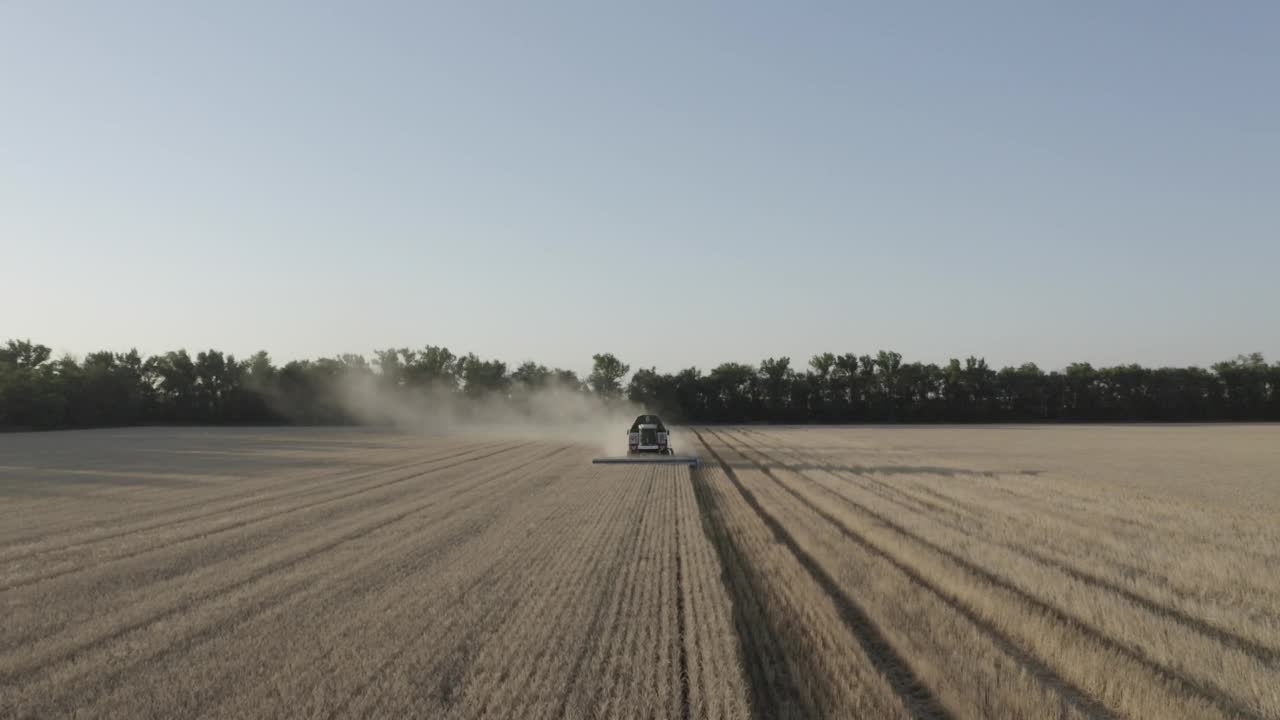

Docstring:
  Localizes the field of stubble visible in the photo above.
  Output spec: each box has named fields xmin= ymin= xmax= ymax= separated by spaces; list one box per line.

xmin=1 ymin=424 xmax=1277 ymax=719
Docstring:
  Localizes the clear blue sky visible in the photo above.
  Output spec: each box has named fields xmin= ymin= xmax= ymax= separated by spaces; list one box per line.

xmin=3 ymin=2 xmax=1276 ymax=375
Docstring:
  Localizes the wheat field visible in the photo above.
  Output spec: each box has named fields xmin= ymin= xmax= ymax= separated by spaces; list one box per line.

xmin=1 ymin=424 xmax=1277 ymax=719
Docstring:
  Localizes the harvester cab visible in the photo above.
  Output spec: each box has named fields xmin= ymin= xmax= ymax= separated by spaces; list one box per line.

xmin=629 ymin=414 xmax=673 ymax=455
xmin=592 ymin=414 xmax=701 ymax=468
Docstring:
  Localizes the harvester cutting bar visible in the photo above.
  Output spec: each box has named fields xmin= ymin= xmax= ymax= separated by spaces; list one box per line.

xmin=592 ymin=456 xmax=701 ymax=468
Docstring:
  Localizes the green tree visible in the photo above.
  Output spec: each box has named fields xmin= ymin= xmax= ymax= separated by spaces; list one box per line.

xmin=195 ymin=350 xmax=230 ymax=421
xmin=1213 ymin=353 xmax=1269 ymax=420
xmin=672 ymin=367 xmax=706 ymax=419
xmin=459 ymin=354 xmax=509 ymax=397
xmin=553 ymin=368 xmax=585 ymax=391
xmin=2 ymin=337 xmax=1276 ymax=428
xmin=997 ymin=363 xmax=1048 ymax=420
xmin=588 ymin=353 xmax=630 ymax=398
xmin=403 ymin=346 xmax=458 ymax=391
xmin=898 ymin=362 xmax=942 ymax=420
xmin=758 ymin=357 xmax=793 ymax=420
xmin=0 ymin=339 xmax=52 ymax=368
xmin=147 ymin=350 xmax=199 ymax=421
xmin=1063 ymin=362 xmax=1099 ymax=420
xmin=627 ymin=367 xmax=658 ymax=405
xmin=708 ymin=363 xmax=756 ymax=422
xmin=512 ymin=361 xmax=552 ymax=389
xmin=66 ymin=350 xmax=151 ymax=426
xmin=831 ymin=353 xmax=860 ymax=417
xmin=808 ymin=353 xmax=836 ymax=420
xmin=1267 ymin=362 xmax=1280 ymax=419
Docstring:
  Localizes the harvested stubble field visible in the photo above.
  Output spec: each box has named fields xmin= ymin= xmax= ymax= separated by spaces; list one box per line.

xmin=1 ymin=425 xmax=1277 ymax=719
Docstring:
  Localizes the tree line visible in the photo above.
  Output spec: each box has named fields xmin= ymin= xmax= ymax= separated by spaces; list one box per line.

xmin=1 ymin=338 xmax=1277 ymax=430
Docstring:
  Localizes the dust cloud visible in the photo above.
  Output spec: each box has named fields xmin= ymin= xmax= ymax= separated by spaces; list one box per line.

xmin=323 ymin=374 xmax=654 ymax=457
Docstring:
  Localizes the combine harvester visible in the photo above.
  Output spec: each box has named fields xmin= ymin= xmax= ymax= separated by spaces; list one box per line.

xmin=592 ymin=414 xmax=701 ymax=468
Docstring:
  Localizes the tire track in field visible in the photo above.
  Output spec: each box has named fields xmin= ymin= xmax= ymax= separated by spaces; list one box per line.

xmin=517 ymin=472 xmax=653 ymax=719
xmin=0 ymin=444 xmax=564 ymax=688
xmin=0 ymin=442 xmax=524 ymax=593
xmin=691 ymin=461 xmax=802 ymax=719
xmin=825 ymin=458 xmax=1280 ymax=624
xmin=753 ymin=425 xmax=1280 ymax=568
xmin=0 ymin=440 xmax=508 ymax=565
xmin=837 ymin=458 xmax=1280 ymax=667
xmin=0 ymin=440 xmax=490 ymax=553
xmin=205 ymin=450 xmax=595 ymax=720
xmin=542 ymin=473 xmax=659 ymax=720
xmin=0 ymin=445 xmax=432 ymax=541
xmin=713 ymin=430 xmax=1115 ymax=720
xmin=693 ymin=430 xmax=953 ymax=720
xmin=743 ymin=433 xmax=1280 ymax=707
xmin=739 ymin=431 xmax=1280 ymax=668
xmin=715 ymin=431 xmax=1261 ymax=720
xmin=284 ymin=448 xmax=600 ymax=720
xmin=681 ymin=461 xmax=755 ymax=720
xmin=913 ymin=477 xmax=1280 ymax=618
xmin=0 ymin=443 xmax=544 ymax=653
xmin=575 ymin=468 xmax=669 ymax=720
xmin=585 ymin=468 xmax=663 ymax=719
xmin=977 ymin=484 xmax=1280 ymax=567
xmin=8 ymin=440 xmax=506 ymax=551
xmin=345 ymin=474 xmax=622 ymax=720
xmin=641 ymin=467 xmax=679 ymax=717
xmin=630 ymin=468 xmax=676 ymax=716
xmin=907 ymin=481 xmax=1280 ymax=624
xmin=674 ymin=470 xmax=693 ymax=720
xmin=450 ymin=468 xmax=651 ymax=720
xmin=785 ymin=458 xmax=1279 ymax=717
xmin=675 ymin=470 xmax=719 ymax=720
xmin=673 ymin=474 xmax=707 ymax=719
xmin=21 ymin=446 xmax=578 ymax=718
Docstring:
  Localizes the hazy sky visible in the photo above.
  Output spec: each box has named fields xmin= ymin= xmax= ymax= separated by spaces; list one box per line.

xmin=3 ymin=2 xmax=1276 ymax=375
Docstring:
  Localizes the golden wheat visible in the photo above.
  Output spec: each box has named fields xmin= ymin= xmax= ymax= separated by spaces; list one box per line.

xmin=2 ymin=423 xmax=1276 ymax=719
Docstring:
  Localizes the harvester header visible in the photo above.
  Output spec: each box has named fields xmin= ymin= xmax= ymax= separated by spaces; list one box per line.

xmin=592 ymin=414 xmax=701 ymax=468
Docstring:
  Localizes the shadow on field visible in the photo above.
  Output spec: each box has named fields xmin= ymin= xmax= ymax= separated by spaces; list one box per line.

xmin=0 ymin=470 xmax=200 ymax=494
xmin=127 ymin=451 xmax=374 ymax=474
xmin=233 ymin=438 xmax=406 ymax=452
xmin=1 ymin=451 xmax=352 ymax=474
xmin=697 ymin=431 xmax=955 ymax=720
xmin=691 ymin=468 xmax=805 ymax=720
xmin=726 ymin=462 xmax=1042 ymax=479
